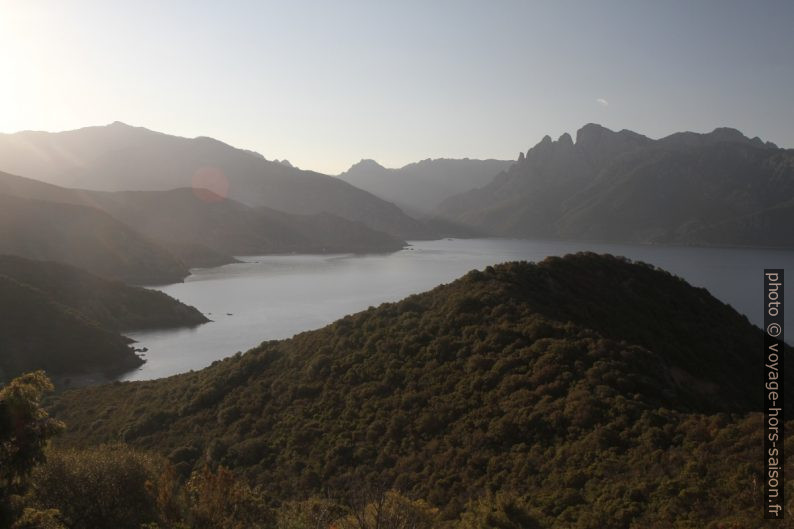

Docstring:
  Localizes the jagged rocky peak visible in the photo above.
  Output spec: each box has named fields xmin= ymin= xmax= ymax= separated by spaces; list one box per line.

xmin=524 ymin=132 xmax=577 ymax=160
xmin=508 ymin=132 xmax=592 ymax=184
xmin=572 ymin=124 xmax=651 ymax=168
xmin=575 ymin=123 xmax=648 ymax=149
xmin=514 ymin=122 xmax=779 ymax=178
xmin=524 ymin=126 xmax=627 ymax=159
xmin=575 ymin=123 xmax=612 ymax=146
xmin=526 ymin=135 xmax=554 ymax=157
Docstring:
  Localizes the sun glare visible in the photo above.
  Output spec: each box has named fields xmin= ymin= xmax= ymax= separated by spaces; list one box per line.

xmin=0 ymin=2 xmax=99 ymax=133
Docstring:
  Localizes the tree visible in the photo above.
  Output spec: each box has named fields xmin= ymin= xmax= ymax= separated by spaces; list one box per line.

xmin=456 ymin=494 xmax=543 ymax=529
xmin=275 ymin=497 xmax=344 ymax=529
xmin=0 ymin=372 xmax=64 ymax=528
xmin=29 ymin=445 xmax=162 ymax=529
xmin=10 ymin=508 xmax=65 ymax=529
xmin=338 ymin=486 xmax=439 ymax=529
xmin=184 ymin=465 xmax=271 ymax=529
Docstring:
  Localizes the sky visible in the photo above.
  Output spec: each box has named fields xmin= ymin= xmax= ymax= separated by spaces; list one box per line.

xmin=1 ymin=0 xmax=793 ymax=174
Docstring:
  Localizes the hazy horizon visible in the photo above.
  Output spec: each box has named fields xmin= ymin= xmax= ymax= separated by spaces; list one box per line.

xmin=2 ymin=0 xmax=793 ymax=173
xmin=5 ymin=119 xmax=788 ymax=176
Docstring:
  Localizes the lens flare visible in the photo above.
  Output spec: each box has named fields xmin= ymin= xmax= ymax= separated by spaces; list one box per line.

xmin=191 ymin=167 xmax=229 ymax=203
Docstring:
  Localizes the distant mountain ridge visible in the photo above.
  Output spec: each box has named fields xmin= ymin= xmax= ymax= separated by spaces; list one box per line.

xmin=338 ymin=157 xmax=512 ymax=214
xmin=0 ymin=171 xmax=406 ymax=273
xmin=0 ymin=122 xmax=434 ymax=240
xmin=437 ymin=124 xmax=794 ymax=248
xmin=87 ymin=189 xmax=407 ymax=256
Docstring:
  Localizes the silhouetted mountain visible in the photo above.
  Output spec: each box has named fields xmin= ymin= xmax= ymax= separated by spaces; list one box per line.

xmin=0 ymin=171 xmax=405 ymax=258
xmin=0 ymin=255 xmax=206 ymax=381
xmin=437 ymin=124 xmax=794 ymax=248
xmin=0 ymin=123 xmax=434 ymax=239
xmin=338 ymin=157 xmax=512 ymax=214
xmin=51 ymin=254 xmax=784 ymax=525
xmin=87 ymin=189 xmax=406 ymax=255
xmin=0 ymin=192 xmax=188 ymax=284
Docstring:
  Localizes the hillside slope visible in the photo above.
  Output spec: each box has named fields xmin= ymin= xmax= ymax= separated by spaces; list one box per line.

xmin=0 ymin=255 xmax=208 ymax=381
xmin=0 ymin=123 xmax=434 ymax=239
xmin=0 ymin=192 xmax=188 ymax=284
xmin=0 ymin=255 xmax=207 ymax=331
xmin=51 ymin=253 xmax=787 ymax=526
xmin=0 ymin=276 xmax=140 ymax=381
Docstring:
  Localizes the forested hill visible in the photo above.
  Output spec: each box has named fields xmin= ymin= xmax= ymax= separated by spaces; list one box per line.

xmin=0 ymin=255 xmax=207 ymax=381
xmin=51 ymin=253 xmax=791 ymax=526
xmin=0 ymin=276 xmax=139 ymax=381
xmin=0 ymin=255 xmax=207 ymax=331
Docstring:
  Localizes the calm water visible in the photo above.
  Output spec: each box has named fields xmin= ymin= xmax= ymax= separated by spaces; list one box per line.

xmin=122 ymin=238 xmax=793 ymax=381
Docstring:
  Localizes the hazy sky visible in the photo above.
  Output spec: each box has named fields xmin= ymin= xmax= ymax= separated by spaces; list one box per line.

xmin=1 ymin=0 xmax=792 ymax=174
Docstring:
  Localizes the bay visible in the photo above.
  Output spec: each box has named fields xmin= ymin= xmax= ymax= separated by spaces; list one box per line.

xmin=122 ymin=238 xmax=793 ymax=381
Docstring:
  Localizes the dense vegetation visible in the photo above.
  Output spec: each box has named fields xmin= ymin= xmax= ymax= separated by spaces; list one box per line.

xmin=0 ymin=372 xmax=65 ymax=527
xmin=0 ymin=276 xmax=140 ymax=381
xmin=0 ymin=256 xmax=206 ymax=331
xmin=437 ymin=124 xmax=794 ymax=248
xmin=49 ymin=254 xmax=793 ymax=527
xmin=0 ymin=255 xmax=207 ymax=382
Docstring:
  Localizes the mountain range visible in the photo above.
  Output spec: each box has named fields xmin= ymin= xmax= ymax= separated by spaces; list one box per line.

xmin=0 ymin=170 xmax=406 ymax=282
xmin=437 ymin=124 xmax=794 ymax=248
xmin=0 ymin=169 xmax=407 ymax=253
xmin=0 ymin=122 xmax=434 ymax=240
xmin=4 ymin=122 xmax=790 ymax=252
